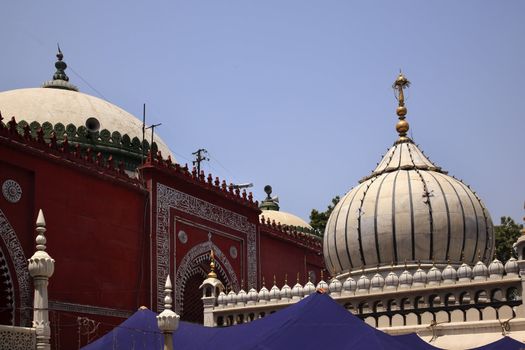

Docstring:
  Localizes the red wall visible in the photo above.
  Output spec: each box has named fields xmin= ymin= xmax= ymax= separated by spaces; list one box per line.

xmin=0 ymin=136 xmax=323 ymax=349
xmin=0 ymin=140 xmax=149 ymax=347
xmin=259 ymin=229 xmax=324 ymax=287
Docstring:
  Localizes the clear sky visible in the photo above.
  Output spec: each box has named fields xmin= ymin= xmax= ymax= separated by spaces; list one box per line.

xmin=1 ymin=1 xmax=524 ymax=224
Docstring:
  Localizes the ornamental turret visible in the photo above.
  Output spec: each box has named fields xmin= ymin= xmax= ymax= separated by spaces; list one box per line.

xmin=28 ymin=209 xmax=55 ymax=350
xmin=157 ymin=275 xmax=180 ymax=350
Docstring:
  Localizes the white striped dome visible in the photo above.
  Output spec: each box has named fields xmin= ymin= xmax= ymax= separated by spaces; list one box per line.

xmin=323 ymin=139 xmax=494 ymax=276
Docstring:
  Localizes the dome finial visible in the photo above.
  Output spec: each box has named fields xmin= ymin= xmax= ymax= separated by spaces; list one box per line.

xmin=259 ymin=185 xmax=280 ymax=211
xmin=393 ymin=71 xmax=411 ymax=142
xmin=42 ymin=44 xmax=78 ymax=91
xmin=208 ymin=249 xmax=217 ymax=279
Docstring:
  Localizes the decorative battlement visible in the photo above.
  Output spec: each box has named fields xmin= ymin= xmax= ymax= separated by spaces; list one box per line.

xmin=202 ymin=256 xmax=524 ymax=328
xmin=3 ymin=117 xmax=157 ymax=171
xmin=0 ymin=116 xmax=142 ymax=188
xmin=142 ymin=152 xmax=259 ymax=210
xmin=259 ymin=215 xmax=322 ymax=251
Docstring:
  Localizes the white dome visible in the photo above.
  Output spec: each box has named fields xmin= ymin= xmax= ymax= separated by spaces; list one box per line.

xmin=427 ymin=266 xmax=442 ymax=285
xmin=217 ymin=291 xmax=226 ymax=306
xmin=413 ymin=267 xmax=427 ymax=286
xmin=370 ymin=273 xmax=385 ymax=290
xmin=269 ymin=284 xmax=280 ymax=301
xmin=303 ymin=280 xmax=316 ymax=296
xmin=260 ymin=210 xmax=312 ymax=230
xmin=342 ymin=277 xmax=357 ymax=292
xmin=399 ymin=269 xmax=413 ymax=288
xmin=473 ymin=260 xmax=488 ymax=280
xmin=457 ymin=263 xmax=473 ymax=281
xmin=258 ymin=286 xmax=270 ymax=301
xmin=385 ymin=271 xmax=399 ymax=289
xmin=488 ymin=258 xmax=504 ymax=278
xmin=280 ymin=283 xmax=292 ymax=299
xmin=291 ymin=282 xmax=304 ymax=298
xmin=236 ymin=289 xmax=247 ymax=304
xmin=323 ymin=139 xmax=494 ymax=275
xmin=0 ymin=88 xmax=173 ymax=159
xmin=505 ymin=257 xmax=519 ymax=275
xmin=356 ymin=274 xmax=370 ymax=291
xmin=316 ymin=279 xmax=328 ymax=290
xmin=442 ymin=264 xmax=457 ymax=283
xmin=328 ymin=278 xmax=342 ymax=293
xmin=247 ymin=288 xmax=258 ymax=303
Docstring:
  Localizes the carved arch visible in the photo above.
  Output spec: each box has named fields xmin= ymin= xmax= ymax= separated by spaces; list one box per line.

xmin=175 ymin=241 xmax=239 ymax=314
xmin=0 ymin=209 xmax=31 ymax=326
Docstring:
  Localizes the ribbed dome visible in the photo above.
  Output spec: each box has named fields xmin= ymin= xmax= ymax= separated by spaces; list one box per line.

xmin=323 ymin=138 xmax=494 ymax=276
xmin=0 ymin=88 xmax=173 ymax=159
xmin=323 ymin=74 xmax=494 ymax=276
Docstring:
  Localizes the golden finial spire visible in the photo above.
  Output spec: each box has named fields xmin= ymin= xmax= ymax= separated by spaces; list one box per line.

xmin=296 ymin=272 xmax=300 ymax=284
xmin=284 ymin=273 xmax=288 ymax=284
xmin=273 ymin=274 xmax=276 ymax=285
xmin=393 ymin=72 xmax=411 ymax=141
xmin=208 ymin=249 xmax=217 ymax=279
xmin=320 ymin=269 xmax=324 ymax=281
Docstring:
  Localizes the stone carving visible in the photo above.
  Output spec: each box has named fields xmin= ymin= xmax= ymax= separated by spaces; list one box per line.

xmin=175 ymin=242 xmax=239 ymax=314
xmin=0 ymin=210 xmax=31 ymax=326
xmin=2 ymin=180 xmax=22 ymax=204
xmin=156 ymin=183 xmax=256 ymax=311
xmin=0 ymin=252 xmax=14 ymax=325
xmin=0 ymin=325 xmax=36 ymax=350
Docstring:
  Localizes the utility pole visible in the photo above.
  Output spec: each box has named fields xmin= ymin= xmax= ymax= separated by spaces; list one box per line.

xmin=192 ymin=148 xmax=209 ymax=174
xmin=142 ymin=103 xmax=146 ymax=163
xmin=146 ymin=123 xmax=162 ymax=153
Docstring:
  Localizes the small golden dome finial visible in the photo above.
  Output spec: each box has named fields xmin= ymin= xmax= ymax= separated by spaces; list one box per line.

xmin=208 ymin=249 xmax=217 ymax=279
xmin=392 ymin=72 xmax=411 ymax=141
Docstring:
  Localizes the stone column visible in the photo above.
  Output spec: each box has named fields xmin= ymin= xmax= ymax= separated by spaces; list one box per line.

xmin=28 ymin=210 xmax=55 ymax=350
xmin=157 ymin=275 xmax=180 ymax=350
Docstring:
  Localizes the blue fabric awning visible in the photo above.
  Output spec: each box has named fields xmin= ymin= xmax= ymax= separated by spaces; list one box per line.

xmin=469 ymin=336 xmax=525 ymax=350
xmin=82 ymin=293 xmax=525 ymax=350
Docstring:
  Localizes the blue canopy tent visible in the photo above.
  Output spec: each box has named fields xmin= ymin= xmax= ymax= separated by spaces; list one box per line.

xmin=469 ymin=336 xmax=525 ymax=350
xmin=82 ymin=307 xmax=163 ymax=350
xmin=82 ymin=292 xmax=525 ymax=350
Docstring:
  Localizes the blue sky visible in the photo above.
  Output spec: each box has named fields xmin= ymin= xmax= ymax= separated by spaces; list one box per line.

xmin=1 ymin=1 xmax=524 ymax=224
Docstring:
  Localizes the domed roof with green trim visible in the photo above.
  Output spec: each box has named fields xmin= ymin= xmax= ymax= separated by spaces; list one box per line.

xmin=0 ymin=48 xmax=174 ymax=170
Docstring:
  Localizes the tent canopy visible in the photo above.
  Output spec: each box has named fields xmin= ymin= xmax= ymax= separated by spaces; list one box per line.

xmin=83 ymin=293 xmax=525 ymax=350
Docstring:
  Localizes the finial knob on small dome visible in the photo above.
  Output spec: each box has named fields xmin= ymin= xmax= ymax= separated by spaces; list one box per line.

xmin=42 ymin=45 xmax=79 ymax=91
xmin=393 ymin=72 xmax=411 ymax=141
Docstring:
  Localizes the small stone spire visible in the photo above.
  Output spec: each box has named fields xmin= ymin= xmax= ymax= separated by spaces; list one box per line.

xmin=157 ymin=275 xmax=180 ymax=350
xmin=28 ymin=209 xmax=55 ymax=350
xmin=42 ymin=45 xmax=78 ymax=91
xmin=393 ymin=72 xmax=411 ymax=142
xmin=208 ymin=250 xmax=217 ymax=279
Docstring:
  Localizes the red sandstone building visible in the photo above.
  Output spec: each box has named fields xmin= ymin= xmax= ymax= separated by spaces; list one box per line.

xmin=0 ymin=51 xmax=323 ymax=348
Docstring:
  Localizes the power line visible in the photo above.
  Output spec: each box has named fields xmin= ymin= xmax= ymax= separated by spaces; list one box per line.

xmin=67 ymin=66 xmax=108 ymax=101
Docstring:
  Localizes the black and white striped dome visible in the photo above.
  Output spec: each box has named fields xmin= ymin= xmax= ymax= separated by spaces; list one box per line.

xmin=323 ymin=138 xmax=494 ymax=276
